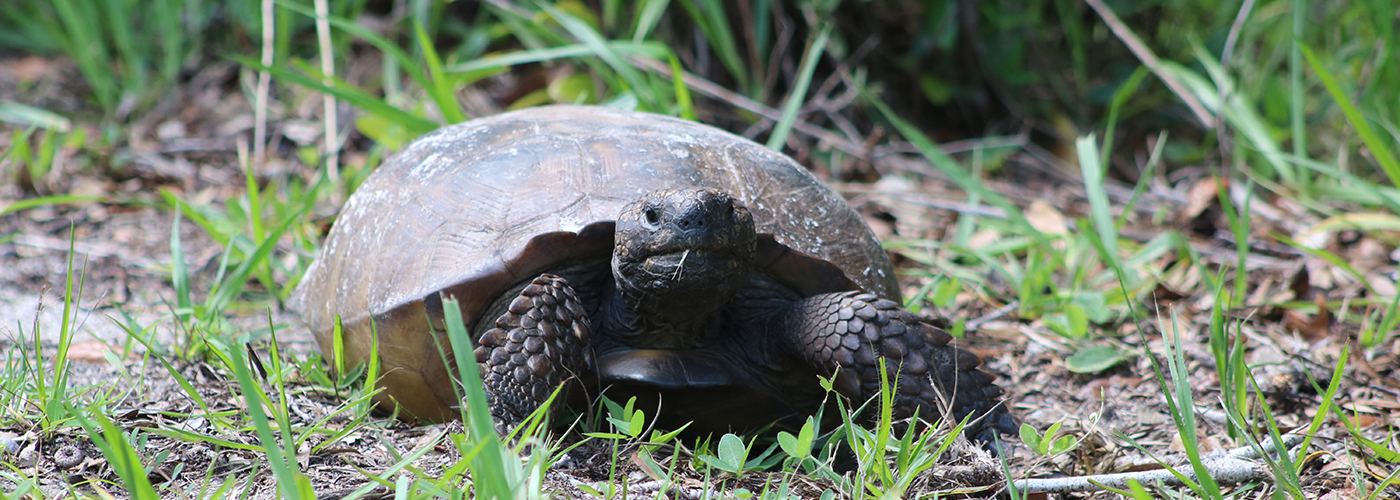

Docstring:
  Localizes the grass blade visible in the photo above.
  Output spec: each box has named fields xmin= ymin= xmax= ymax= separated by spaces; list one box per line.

xmin=442 ymin=296 xmax=512 ymax=500
xmin=275 ymin=0 xmax=432 ymax=92
xmin=1099 ymin=67 xmax=1149 ymax=166
xmin=630 ymin=0 xmax=671 ymax=43
xmin=868 ymin=96 xmax=1049 ymax=249
xmin=0 ymin=195 xmax=100 ymax=217
xmin=50 ymin=0 xmax=116 ymax=110
xmin=75 ymin=409 xmax=161 ymax=500
xmin=676 ymin=0 xmax=749 ymax=92
xmin=230 ymin=54 xmax=438 ymax=134
xmin=1289 ymin=0 xmax=1306 ymax=161
xmin=413 ymin=19 xmax=467 ymax=124
xmin=766 ymin=23 xmax=831 ymax=151
xmin=542 ymin=3 xmax=658 ymax=108
xmin=223 ymin=340 xmax=316 ymax=499
xmin=1077 ymin=134 xmax=1126 ymax=286
xmin=0 ymin=101 xmax=73 ymax=131
xmin=1300 ymin=43 xmax=1400 ymax=187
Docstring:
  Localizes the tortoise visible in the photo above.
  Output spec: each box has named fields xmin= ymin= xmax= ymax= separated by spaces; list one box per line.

xmin=290 ymin=105 xmax=1014 ymax=441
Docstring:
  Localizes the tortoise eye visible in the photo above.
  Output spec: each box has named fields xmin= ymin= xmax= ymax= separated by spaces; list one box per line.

xmin=644 ymin=206 xmax=661 ymax=225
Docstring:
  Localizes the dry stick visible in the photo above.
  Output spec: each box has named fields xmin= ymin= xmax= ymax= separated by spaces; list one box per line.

xmin=253 ymin=0 xmax=275 ymax=165
xmin=1012 ymin=434 xmax=1306 ymax=494
xmin=965 ymin=301 xmax=1019 ymax=331
xmin=630 ymin=57 xmax=871 ymax=159
xmin=1083 ymin=0 xmax=1216 ymax=129
xmin=314 ymin=0 xmax=340 ymax=186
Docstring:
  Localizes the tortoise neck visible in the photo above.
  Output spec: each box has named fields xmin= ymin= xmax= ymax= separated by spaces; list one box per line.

xmin=602 ymin=284 xmax=725 ymax=350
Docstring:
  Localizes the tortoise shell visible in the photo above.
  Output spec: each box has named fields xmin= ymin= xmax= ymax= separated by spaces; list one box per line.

xmin=290 ymin=105 xmax=898 ymax=422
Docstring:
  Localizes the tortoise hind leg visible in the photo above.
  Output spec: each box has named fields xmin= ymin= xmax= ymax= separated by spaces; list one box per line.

xmin=473 ymin=275 xmax=594 ymax=432
xmin=776 ymin=291 xmax=1015 ymax=443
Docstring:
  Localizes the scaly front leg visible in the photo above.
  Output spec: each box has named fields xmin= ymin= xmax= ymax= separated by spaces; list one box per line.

xmin=473 ymin=275 xmax=594 ymax=431
xmin=777 ymin=290 xmax=1015 ymax=443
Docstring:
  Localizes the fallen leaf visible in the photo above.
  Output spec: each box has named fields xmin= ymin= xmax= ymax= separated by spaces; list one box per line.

xmin=11 ymin=56 xmax=50 ymax=82
xmin=1170 ymin=430 xmax=1221 ymax=454
xmin=1318 ymin=485 xmax=1362 ymax=500
xmin=1024 ymin=200 xmax=1069 ymax=236
xmin=1065 ymin=345 xmax=1128 ymax=374
xmin=1181 ymin=176 xmax=1227 ymax=221
xmin=1289 ymin=267 xmax=1312 ymax=300
xmin=1075 ymin=378 xmax=1114 ymax=400
xmin=1283 ymin=295 xmax=1331 ymax=343
xmin=65 ymin=341 xmax=113 ymax=363
xmin=967 ymin=229 xmax=1000 ymax=251
xmin=862 ymin=211 xmax=897 ymax=240
xmin=1346 ymin=414 xmax=1381 ymax=428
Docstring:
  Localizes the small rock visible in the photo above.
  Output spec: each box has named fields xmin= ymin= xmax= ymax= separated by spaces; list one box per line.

xmin=0 ymin=437 xmax=20 ymax=455
xmin=156 ymin=120 xmax=187 ymax=141
xmin=16 ymin=445 xmax=36 ymax=467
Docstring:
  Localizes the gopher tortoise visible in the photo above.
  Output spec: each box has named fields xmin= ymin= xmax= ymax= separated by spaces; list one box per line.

xmin=290 ymin=105 xmax=1013 ymax=440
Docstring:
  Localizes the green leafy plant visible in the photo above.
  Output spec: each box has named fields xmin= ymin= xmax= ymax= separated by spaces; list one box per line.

xmin=1019 ymin=421 xmax=1076 ymax=456
xmin=695 ymin=433 xmax=781 ymax=477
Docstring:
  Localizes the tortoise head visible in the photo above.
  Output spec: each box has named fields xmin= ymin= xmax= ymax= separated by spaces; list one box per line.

xmin=612 ymin=188 xmax=757 ymax=321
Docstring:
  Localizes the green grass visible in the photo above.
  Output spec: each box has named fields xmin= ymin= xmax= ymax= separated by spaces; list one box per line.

xmin=2 ymin=0 xmax=1399 ymax=498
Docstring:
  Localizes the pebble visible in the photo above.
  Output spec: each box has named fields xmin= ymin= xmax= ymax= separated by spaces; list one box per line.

xmin=0 ymin=438 xmax=19 ymax=455
xmin=16 ymin=446 xmax=36 ymax=467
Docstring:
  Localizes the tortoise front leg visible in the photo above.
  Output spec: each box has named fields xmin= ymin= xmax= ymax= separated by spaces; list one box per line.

xmin=776 ymin=291 xmax=1015 ymax=442
xmin=472 ymin=275 xmax=594 ymax=432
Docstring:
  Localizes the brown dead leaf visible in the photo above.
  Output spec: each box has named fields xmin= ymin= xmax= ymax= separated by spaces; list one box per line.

xmin=862 ymin=211 xmax=897 ymax=240
xmin=1352 ymin=237 xmax=1389 ymax=271
xmin=1318 ymin=485 xmax=1362 ymax=500
xmin=1349 ymin=353 xmax=1400 ymax=390
xmin=11 ymin=56 xmax=50 ymax=83
xmin=1345 ymin=414 xmax=1382 ymax=428
xmin=967 ymin=229 xmax=1000 ymax=251
xmin=65 ymin=341 xmax=113 ymax=363
xmin=1366 ymin=274 xmax=1397 ymax=298
xmin=1283 ymin=295 xmax=1331 ymax=343
xmin=1024 ymin=200 xmax=1069 ymax=236
xmin=1148 ymin=283 xmax=1187 ymax=304
xmin=1170 ymin=430 xmax=1221 ymax=454
xmin=1074 ymin=378 xmax=1113 ymax=400
xmin=1181 ymin=176 xmax=1227 ymax=221
xmin=1289 ymin=267 xmax=1312 ymax=300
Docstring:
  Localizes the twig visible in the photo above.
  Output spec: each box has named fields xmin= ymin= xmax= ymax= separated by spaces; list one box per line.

xmin=253 ymin=0 xmax=274 ymax=165
xmin=313 ymin=0 xmax=340 ymax=186
xmin=966 ymin=301 xmax=1019 ymax=331
xmin=1229 ymin=433 xmax=1306 ymax=460
xmin=1083 ymin=0 xmax=1216 ymax=129
xmin=1012 ymin=434 xmax=1305 ymax=493
xmin=1015 ymin=456 xmax=1263 ymax=493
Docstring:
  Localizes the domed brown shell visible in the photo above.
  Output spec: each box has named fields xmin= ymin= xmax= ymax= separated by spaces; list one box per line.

xmin=289 ymin=105 xmax=898 ymax=422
